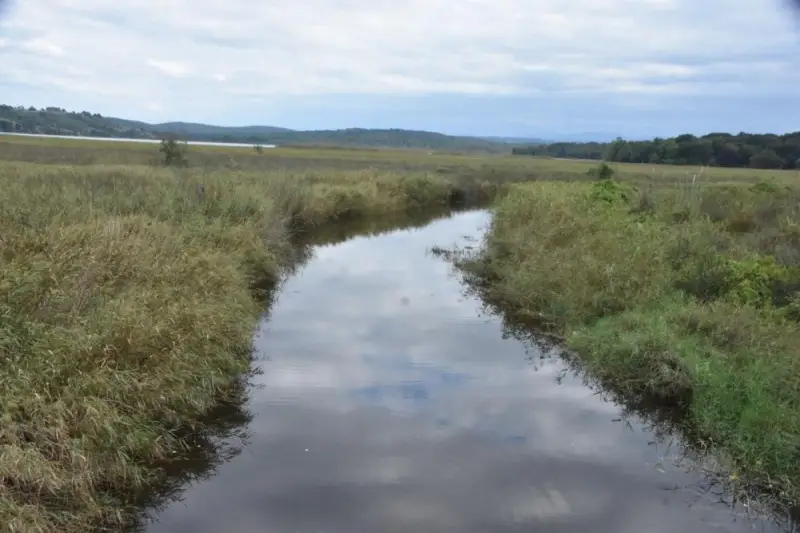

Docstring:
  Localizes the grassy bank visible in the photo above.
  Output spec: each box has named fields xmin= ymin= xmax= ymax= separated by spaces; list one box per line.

xmin=0 ymin=156 xmax=499 ymax=532
xmin=460 ymin=174 xmax=800 ymax=508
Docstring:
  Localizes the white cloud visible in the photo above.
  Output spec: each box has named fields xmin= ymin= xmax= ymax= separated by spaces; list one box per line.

xmin=20 ymin=37 xmax=64 ymax=57
xmin=0 ymin=0 xmax=798 ymax=125
xmin=147 ymin=58 xmax=192 ymax=78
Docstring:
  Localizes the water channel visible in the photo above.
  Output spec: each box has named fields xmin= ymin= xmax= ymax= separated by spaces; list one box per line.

xmin=138 ymin=209 xmax=788 ymax=533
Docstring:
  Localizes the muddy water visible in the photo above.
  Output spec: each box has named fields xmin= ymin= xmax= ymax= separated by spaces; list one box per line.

xmin=141 ymin=210 xmax=785 ymax=533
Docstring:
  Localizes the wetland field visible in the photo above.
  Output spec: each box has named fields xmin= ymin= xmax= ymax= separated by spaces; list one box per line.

xmin=1 ymin=135 xmax=798 ymax=532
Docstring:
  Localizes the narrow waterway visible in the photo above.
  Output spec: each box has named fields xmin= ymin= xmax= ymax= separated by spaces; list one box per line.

xmin=140 ymin=209 xmax=786 ymax=533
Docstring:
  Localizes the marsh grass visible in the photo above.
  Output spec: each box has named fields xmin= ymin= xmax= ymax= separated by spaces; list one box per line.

xmin=0 ymin=157 xmax=499 ymax=532
xmin=2 ymin=135 xmax=797 ymax=186
xmin=458 ymin=176 xmax=800 ymax=511
xmin=0 ymin=164 xmax=295 ymax=532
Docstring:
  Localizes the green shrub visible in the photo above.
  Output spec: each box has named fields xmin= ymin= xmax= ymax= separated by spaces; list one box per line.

xmin=159 ymin=138 xmax=189 ymax=167
xmin=586 ymin=161 xmax=615 ymax=180
xmin=587 ymin=178 xmax=635 ymax=207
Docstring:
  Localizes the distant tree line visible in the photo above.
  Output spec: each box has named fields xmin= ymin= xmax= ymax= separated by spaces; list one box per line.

xmin=512 ymin=132 xmax=800 ymax=170
xmin=0 ymin=104 xmax=146 ymax=138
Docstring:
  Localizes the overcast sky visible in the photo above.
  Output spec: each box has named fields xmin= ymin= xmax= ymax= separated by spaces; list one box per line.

xmin=1 ymin=0 xmax=799 ymax=138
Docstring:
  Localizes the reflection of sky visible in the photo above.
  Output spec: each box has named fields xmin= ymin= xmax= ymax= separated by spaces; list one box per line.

xmin=145 ymin=210 xmax=781 ymax=533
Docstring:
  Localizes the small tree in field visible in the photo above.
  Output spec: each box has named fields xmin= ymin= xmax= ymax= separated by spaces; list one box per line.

xmin=159 ymin=136 xmax=189 ymax=167
xmin=587 ymin=161 xmax=615 ymax=180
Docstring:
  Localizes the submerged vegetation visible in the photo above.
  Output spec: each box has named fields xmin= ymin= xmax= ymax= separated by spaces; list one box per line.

xmin=457 ymin=164 xmax=800 ymax=511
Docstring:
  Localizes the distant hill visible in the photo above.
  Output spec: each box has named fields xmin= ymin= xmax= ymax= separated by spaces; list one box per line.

xmin=0 ymin=105 xmax=510 ymax=153
xmin=151 ymin=122 xmax=295 ymax=137
xmin=545 ymin=132 xmax=623 ymax=143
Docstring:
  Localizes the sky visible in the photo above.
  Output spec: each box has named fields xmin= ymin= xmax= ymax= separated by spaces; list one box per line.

xmin=1 ymin=0 xmax=799 ymax=139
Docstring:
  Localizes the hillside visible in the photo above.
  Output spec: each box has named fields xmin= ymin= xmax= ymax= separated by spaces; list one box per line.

xmin=152 ymin=122 xmax=295 ymax=138
xmin=0 ymin=105 xmax=508 ymax=153
xmin=261 ymin=128 xmax=509 ymax=152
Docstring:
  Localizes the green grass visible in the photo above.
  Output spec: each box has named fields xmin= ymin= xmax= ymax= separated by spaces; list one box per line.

xmin=0 ymin=153 xmax=503 ymax=532
xmin=459 ymin=175 xmax=800 ymax=510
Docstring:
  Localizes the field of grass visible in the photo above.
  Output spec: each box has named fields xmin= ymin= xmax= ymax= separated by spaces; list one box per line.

xmin=457 ymin=173 xmax=800 ymax=511
xmin=3 ymin=134 xmax=799 ymax=532
xmin=4 ymin=133 xmax=799 ymax=182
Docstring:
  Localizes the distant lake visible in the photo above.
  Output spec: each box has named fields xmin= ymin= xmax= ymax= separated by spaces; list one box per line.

xmin=0 ymin=132 xmax=277 ymax=149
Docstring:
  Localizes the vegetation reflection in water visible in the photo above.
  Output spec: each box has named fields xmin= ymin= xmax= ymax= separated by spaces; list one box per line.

xmin=439 ymin=207 xmax=800 ymax=532
xmin=131 ymin=207 xmax=468 ymax=529
xmin=137 ymin=210 xmax=792 ymax=533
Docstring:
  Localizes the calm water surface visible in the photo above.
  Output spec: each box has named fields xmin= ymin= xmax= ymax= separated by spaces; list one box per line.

xmin=142 ymin=210 xmax=784 ymax=533
xmin=0 ymin=132 xmax=276 ymax=148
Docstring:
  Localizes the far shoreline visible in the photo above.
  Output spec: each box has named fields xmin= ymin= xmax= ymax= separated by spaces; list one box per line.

xmin=0 ymin=132 xmax=278 ymax=149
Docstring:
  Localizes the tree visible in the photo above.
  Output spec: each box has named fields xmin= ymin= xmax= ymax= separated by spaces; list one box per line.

xmin=508 ymin=130 xmax=800 ymax=170
xmin=159 ymin=137 xmax=189 ymax=167
xmin=750 ymin=149 xmax=783 ymax=169
xmin=715 ymin=143 xmax=744 ymax=167
xmin=605 ymin=137 xmax=627 ymax=161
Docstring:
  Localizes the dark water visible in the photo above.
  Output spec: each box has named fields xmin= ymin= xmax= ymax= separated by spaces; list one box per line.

xmin=141 ymin=209 xmax=787 ymax=533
